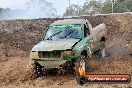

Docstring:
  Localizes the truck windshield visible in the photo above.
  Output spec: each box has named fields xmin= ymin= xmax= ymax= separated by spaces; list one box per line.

xmin=44 ymin=24 xmax=82 ymax=40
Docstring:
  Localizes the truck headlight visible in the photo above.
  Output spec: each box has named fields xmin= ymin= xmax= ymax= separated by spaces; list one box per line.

xmin=30 ymin=51 xmax=39 ymax=59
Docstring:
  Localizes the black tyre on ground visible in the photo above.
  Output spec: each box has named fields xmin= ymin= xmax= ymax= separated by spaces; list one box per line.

xmin=76 ymin=76 xmax=86 ymax=85
xmin=33 ymin=62 xmax=43 ymax=78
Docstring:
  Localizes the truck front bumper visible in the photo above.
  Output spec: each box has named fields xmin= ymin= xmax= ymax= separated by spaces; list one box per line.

xmin=33 ymin=60 xmax=66 ymax=69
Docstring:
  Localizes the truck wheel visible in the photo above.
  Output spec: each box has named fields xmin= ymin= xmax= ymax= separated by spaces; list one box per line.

xmin=42 ymin=68 xmax=48 ymax=75
xmin=57 ymin=67 xmax=65 ymax=75
xmin=33 ymin=62 xmax=43 ymax=78
xmin=93 ymin=47 xmax=106 ymax=59
xmin=76 ymin=76 xmax=86 ymax=85
xmin=98 ymin=48 xmax=106 ymax=58
xmin=101 ymin=48 xmax=106 ymax=58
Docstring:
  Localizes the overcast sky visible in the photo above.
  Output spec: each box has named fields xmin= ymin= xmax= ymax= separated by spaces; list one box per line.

xmin=0 ymin=0 xmax=85 ymax=15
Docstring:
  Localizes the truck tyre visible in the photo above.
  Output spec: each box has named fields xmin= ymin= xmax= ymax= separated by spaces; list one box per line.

xmin=76 ymin=76 xmax=86 ymax=85
xmin=99 ymin=47 xmax=107 ymax=58
xmin=33 ymin=62 xmax=43 ymax=78
xmin=94 ymin=48 xmax=106 ymax=58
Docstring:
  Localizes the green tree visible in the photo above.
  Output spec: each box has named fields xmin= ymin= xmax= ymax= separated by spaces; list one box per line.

xmin=82 ymin=0 xmax=102 ymax=15
xmin=102 ymin=0 xmax=132 ymax=13
xmin=114 ymin=0 xmax=132 ymax=12
xmin=63 ymin=0 xmax=132 ymax=16
xmin=101 ymin=0 xmax=113 ymax=14
xmin=63 ymin=0 xmax=103 ymax=16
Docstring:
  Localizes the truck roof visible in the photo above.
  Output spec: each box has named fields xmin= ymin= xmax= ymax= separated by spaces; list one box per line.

xmin=50 ymin=19 xmax=86 ymax=26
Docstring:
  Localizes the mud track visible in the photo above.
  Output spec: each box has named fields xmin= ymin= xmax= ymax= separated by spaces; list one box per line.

xmin=0 ymin=14 xmax=132 ymax=88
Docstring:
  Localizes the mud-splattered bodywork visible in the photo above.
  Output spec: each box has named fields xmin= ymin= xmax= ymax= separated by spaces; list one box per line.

xmin=30 ymin=19 xmax=106 ymax=68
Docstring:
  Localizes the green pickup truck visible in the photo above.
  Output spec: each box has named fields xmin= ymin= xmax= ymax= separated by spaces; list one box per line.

xmin=30 ymin=19 xmax=107 ymax=77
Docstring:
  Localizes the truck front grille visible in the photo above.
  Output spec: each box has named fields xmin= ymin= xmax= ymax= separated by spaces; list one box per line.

xmin=38 ymin=51 xmax=61 ymax=59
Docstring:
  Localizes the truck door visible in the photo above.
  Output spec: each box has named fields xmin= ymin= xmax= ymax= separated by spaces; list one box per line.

xmin=84 ymin=23 xmax=90 ymax=37
xmin=84 ymin=23 xmax=95 ymax=51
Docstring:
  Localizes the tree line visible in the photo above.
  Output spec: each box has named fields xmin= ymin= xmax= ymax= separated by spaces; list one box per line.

xmin=63 ymin=0 xmax=132 ymax=16
xmin=0 ymin=0 xmax=131 ymax=18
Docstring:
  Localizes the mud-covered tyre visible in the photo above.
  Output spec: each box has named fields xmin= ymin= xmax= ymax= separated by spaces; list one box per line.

xmin=57 ymin=68 xmax=65 ymax=75
xmin=96 ymin=49 xmax=102 ymax=58
xmin=33 ymin=62 xmax=43 ymax=78
xmin=76 ymin=76 xmax=86 ymax=85
xmin=42 ymin=68 xmax=48 ymax=75
xmin=93 ymin=48 xmax=106 ymax=59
